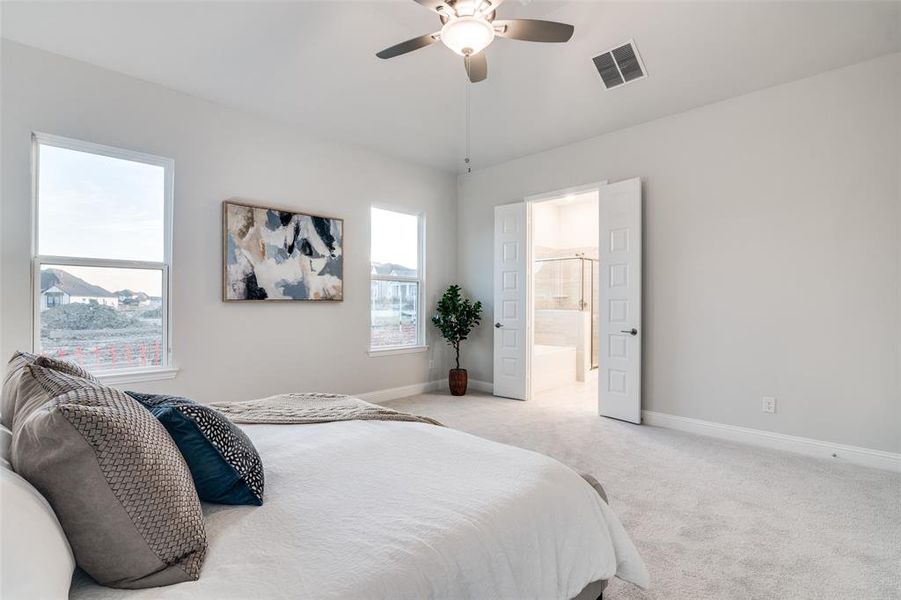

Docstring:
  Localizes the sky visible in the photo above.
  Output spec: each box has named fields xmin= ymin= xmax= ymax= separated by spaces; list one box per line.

xmin=370 ymin=207 xmax=418 ymax=270
xmin=38 ymin=144 xmax=165 ymax=294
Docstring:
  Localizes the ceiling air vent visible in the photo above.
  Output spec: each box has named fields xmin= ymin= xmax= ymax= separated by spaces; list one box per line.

xmin=593 ymin=40 xmax=647 ymax=89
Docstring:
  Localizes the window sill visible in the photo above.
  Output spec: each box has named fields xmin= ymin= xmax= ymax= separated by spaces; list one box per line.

xmin=96 ymin=367 xmax=179 ymax=386
xmin=368 ymin=345 xmax=428 ymax=357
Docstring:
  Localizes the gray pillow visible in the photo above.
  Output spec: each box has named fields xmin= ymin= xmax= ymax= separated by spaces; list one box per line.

xmin=34 ymin=354 xmax=100 ymax=382
xmin=10 ymin=365 xmax=207 ymax=589
xmin=1 ymin=352 xmax=98 ymax=428
xmin=1 ymin=351 xmax=38 ymax=428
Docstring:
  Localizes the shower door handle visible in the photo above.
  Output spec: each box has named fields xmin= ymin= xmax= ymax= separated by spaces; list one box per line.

xmin=620 ymin=328 xmax=638 ymax=336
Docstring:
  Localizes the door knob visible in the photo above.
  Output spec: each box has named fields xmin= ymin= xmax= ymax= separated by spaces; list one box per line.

xmin=620 ymin=328 xmax=638 ymax=336
xmin=495 ymin=322 xmax=503 ymax=328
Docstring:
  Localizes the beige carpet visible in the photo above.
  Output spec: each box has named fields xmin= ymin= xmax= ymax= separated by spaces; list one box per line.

xmin=385 ymin=382 xmax=901 ymax=600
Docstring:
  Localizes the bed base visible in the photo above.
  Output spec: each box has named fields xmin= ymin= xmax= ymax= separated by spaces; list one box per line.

xmin=572 ymin=578 xmax=608 ymax=600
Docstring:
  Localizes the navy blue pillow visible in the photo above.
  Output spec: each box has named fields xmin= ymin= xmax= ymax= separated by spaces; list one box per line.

xmin=127 ymin=392 xmax=264 ymax=506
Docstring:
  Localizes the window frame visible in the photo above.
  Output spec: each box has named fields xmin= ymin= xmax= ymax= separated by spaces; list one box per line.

xmin=368 ymin=204 xmax=427 ymax=355
xmin=31 ymin=132 xmax=177 ymax=383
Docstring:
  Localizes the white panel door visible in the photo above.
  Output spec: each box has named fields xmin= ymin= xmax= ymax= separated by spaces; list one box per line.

xmin=598 ymin=178 xmax=642 ymax=423
xmin=493 ymin=202 xmax=527 ymax=400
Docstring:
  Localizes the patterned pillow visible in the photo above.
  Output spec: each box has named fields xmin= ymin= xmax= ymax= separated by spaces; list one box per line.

xmin=127 ymin=392 xmax=264 ymax=506
xmin=34 ymin=354 xmax=99 ymax=382
xmin=2 ymin=352 xmax=98 ymax=427
xmin=10 ymin=366 xmax=207 ymax=589
xmin=2 ymin=351 xmax=39 ymax=427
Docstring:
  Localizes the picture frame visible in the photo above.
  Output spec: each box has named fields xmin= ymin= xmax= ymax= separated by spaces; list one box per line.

xmin=222 ymin=200 xmax=344 ymax=302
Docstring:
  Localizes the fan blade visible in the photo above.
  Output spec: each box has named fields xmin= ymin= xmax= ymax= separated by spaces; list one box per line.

xmin=376 ymin=33 xmax=439 ymax=59
xmin=493 ymin=19 xmax=574 ymax=43
xmin=464 ymin=53 xmax=487 ymax=83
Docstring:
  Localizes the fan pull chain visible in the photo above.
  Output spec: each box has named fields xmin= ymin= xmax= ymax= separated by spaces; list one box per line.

xmin=464 ymin=76 xmax=472 ymax=174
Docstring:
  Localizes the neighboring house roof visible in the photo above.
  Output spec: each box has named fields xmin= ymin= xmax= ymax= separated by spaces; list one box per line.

xmin=115 ymin=289 xmax=150 ymax=301
xmin=40 ymin=269 xmax=116 ymax=298
xmin=371 ymin=262 xmax=417 ymax=278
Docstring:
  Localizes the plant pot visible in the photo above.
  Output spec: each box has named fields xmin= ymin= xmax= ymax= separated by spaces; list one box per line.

xmin=448 ymin=368 xmax=468 ymax=396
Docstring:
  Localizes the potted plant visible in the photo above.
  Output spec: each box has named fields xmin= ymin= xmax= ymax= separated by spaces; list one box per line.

xmin=431 ymin=285 xmax=482 ymax=396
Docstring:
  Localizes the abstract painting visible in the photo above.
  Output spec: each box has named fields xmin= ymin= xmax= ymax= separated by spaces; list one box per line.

xmin=223 ymin=201 xmax=343 ymax=301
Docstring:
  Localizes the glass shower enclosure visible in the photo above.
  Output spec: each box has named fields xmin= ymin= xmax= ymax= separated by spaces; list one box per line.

xmin=533 ymin=256 xmax=600 ymax=369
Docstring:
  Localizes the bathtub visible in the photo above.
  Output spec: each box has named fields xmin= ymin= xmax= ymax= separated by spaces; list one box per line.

xmin=531 ymin=344 xmax=577 ymax=394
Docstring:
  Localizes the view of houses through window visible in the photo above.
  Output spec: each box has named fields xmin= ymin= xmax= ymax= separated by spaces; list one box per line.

xmin=39 ymin=265 xmax=164 ymax=370
xmin=34 ymin=136 xmax=172 ymax=372
xmin=370 ymin=207 xmax=423 ymax=350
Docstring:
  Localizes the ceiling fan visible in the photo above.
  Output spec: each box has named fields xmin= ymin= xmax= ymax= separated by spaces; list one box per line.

xmin=376 ymin=0 xmax=575 ymax=83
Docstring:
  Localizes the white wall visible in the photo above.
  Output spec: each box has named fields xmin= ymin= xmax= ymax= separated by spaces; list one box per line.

xmin=1 ymin=41 xmax=457 ymax=402
xmin=458 ymin=53 xmax=901 ymax=453
xmin=2 ymin=42 xmax=897 ymax=454
xmin=531 ymin=202 xmax=562 ymax=251
xmin=556 ymin=197 xmax=599 ymax=252
xmin=531 ymin=195 xmax=599 ymax=253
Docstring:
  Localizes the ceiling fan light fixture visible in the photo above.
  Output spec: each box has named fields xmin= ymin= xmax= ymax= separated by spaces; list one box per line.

xmin=440 ymin=15 xmax=495 ymax=56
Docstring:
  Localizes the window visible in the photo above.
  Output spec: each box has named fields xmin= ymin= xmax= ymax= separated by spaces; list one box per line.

xmin=33 ymin=133 xmax=174 ymax=379
xmin=370 ymin=206 xmax=425 ymax=352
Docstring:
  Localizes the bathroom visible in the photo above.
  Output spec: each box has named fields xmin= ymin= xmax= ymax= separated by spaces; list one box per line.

xmin=531 ymin=191 xmax=599 ymax=400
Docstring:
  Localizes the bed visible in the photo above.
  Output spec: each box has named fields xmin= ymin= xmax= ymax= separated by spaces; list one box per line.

xmin=69 ymin=419 xmax=649 ymax=599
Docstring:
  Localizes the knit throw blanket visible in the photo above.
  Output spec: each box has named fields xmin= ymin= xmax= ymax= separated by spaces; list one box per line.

xmin=208 ymin=392 xmax=443 ymax=427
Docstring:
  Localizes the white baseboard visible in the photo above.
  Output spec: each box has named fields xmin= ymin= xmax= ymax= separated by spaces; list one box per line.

xmin=642 ymin=410 xmax=901 ymax=473
xmin=468 ymin=379 xmax=494 ymax=393
xmin=356 ymin=380 xmax=443 ymax=404
xmin=358 ymin=384 xmax=899 ymax=472
xmin=357 ymin=377 xmax=495 ymax=404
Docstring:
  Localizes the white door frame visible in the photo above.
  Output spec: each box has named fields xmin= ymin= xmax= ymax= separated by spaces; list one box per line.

xmin=523 ymin=181 xmax=607 ymax=401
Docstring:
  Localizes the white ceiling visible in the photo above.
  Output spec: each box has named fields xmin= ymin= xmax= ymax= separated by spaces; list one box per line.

xmin=2 ymin=1 xmax=899 ymax=173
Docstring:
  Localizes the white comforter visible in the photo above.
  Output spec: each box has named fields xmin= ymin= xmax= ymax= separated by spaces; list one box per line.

xmin=71 ymin=421 xmax=649 ymax=599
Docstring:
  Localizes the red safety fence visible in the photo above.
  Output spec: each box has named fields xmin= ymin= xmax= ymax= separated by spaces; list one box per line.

xmin=47 ymin=340 xmax=162 ymax=370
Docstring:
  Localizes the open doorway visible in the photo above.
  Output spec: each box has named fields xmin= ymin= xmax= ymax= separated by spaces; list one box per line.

xmin=527 ymin=188 xmax=600 ymax=408
xmin=493 ymin=178 xmax=641 ymax=421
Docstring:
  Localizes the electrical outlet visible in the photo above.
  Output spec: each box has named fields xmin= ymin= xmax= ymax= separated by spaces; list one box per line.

xmin=428 ymin=360 xmax=434 ymax=369
xmin=762 ymin=396 xmax=777 ymax=414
